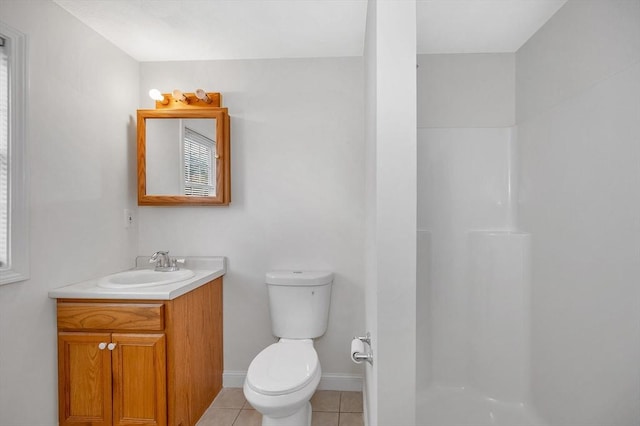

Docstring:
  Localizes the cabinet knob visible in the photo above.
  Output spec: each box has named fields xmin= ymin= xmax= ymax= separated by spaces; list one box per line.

xmin=98 ymin=342 xmax=107 ymax=350
xmin=107 ymin=343 xmax=117 ymax=351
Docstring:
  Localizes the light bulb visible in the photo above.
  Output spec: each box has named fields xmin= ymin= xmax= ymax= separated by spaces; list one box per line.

xmin=172 ymin=89 xmax=189 ymax=103
xmin=195 ymin=89 xmax=212 ymax=104
xmin=148 ymin=89 xmax=168 ymax=104
xmin=149 ymin=89 xmax=163 ymax=101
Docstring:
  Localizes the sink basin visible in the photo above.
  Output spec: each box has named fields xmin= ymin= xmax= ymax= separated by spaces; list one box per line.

xmin=98 ymin=269 xmax=196 ymax=289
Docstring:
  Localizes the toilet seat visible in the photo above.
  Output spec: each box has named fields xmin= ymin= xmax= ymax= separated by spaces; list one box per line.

xmin=246 ymin=339 xmax=319 ymax=396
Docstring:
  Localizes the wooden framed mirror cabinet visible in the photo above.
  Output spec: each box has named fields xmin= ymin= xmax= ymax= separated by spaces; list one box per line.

xmin=137 ymin=92 xmax=230 ymax=206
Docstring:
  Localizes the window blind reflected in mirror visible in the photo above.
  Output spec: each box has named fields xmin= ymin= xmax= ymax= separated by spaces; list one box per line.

xmin=183 ymin=127 xmax=216 ymax=196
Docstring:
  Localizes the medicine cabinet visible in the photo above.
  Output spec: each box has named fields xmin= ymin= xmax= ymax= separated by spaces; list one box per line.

xmin=137 ymin=92 xmax=230 ymax=206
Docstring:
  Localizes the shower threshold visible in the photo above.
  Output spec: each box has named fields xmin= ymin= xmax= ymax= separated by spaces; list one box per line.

xmin=416 ymin=384 xmax=547 ymax=426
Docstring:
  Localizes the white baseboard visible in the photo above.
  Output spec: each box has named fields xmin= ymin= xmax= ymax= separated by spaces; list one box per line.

xmin=223 ymin=371 xmax=363 ymax=392
xmin=222 ymin=371 xmax=247 ymax=388
xmin=317 ymin=373 xmax=363 ymax=391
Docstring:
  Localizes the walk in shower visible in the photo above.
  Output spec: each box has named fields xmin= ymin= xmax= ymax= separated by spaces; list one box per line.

xmin=414 ymin=1 xmax=640 ymax=424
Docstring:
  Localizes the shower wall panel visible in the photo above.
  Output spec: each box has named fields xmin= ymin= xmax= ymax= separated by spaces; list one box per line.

xmin=416 ymin=229 xmax=432 ymax=388
xmin=417 ymin=127 xmax=516 ymax=387
xmin=468 ymin=231 xmax=531 ymax=403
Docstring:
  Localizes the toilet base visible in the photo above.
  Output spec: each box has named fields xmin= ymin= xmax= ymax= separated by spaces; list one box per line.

xmin=262 ymin=401 xmax=311 ymax=426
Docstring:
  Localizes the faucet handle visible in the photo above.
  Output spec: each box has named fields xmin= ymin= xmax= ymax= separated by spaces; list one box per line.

xmin=149 ymin=251 xmax=169 ymax=263
xmin=170 ymin=258 xmax=186 ymax=269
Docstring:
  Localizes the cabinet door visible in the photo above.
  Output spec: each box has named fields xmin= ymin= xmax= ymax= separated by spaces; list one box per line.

xmin=58 ymin=332 xmax=113 ymax=426
xmin=111 ymin=333 xmax=167 ymax=426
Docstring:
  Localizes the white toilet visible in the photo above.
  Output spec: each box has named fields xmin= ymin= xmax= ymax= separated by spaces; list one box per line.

xmin=243 ymin=270 xmax=333 ymax=426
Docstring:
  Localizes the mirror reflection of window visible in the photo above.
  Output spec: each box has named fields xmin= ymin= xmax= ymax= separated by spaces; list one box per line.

xmin=145 ymin=117 xmax=218 ymax=197
xmin=183 ymin=127 xmax=216 ymax=196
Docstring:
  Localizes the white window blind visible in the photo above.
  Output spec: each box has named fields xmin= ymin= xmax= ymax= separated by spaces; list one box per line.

xmin=183 ymin=127 xmax=216 ymax=196
xmin=0 ymin=37 xmax=8 ymax=267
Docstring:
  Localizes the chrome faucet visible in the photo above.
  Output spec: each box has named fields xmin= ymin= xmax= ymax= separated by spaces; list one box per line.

xmin=149 ymin=251 xmax=184 ymax=272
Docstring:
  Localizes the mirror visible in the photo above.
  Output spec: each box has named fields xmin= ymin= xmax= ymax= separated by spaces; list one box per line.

xmin=137 ymin=108 xmax=230 ymax=205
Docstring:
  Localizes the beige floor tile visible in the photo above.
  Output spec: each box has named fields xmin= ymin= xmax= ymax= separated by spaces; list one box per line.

xmin=338 ymin=412 xmax=364 ymax=426
xmin=311 ymin=390 xmax=341 ymax=412
xmin=196 ymin=408 xmax=240 ymax=426
xmin=339 ymin=392 xmax=363 ymax=413
xmin=232 ymin=409 xmax=262 ymax=426
xmin=212 ymin=388 xmax=247 ymax=409
xmin=312 ymin=411 xmax=340 ymax=426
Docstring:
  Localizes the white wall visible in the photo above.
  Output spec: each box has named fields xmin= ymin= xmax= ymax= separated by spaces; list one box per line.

xmin=0 ymin=1 xmax=139 ymax=425
xmin=418 ymin=54 xmax=515 ymax=128
xmin=516 ymin=1 xmax=640 ymax=424
xmin=138 ymin=57 xmax=366 ymax=382
xmin=364 ymin=1 xmax=417 ymax=424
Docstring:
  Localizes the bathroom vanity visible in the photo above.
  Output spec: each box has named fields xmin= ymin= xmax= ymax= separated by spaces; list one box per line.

xmin=49 ymin=257 xmax=226 ymax=426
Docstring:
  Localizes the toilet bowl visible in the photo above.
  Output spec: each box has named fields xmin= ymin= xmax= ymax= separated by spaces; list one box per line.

xmin=243 ymin=270 xmax=333 ymax=426
xmin=244 ymin=339 xmax=321 ymax=426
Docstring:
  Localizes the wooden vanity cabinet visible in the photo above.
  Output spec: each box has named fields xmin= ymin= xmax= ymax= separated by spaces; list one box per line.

xmin=57 ymin=332 xmax=166 ymax=426
xmin=56 ymin=278 xmax=223 ymax=426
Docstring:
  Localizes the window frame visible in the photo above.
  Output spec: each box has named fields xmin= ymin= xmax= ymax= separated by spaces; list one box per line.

xmin=0 ymin=21 xmax=28 ymax=286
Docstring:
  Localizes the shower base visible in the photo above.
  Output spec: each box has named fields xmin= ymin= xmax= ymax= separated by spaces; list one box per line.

xmin=416 ymin=385 xmax=547 ymax=426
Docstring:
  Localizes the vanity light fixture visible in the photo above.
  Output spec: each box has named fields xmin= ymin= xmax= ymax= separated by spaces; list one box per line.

xmin=172 ymin=89 xmax=190 ymax=104
xmin=148 ymin=90 xmax=221 ymax=109
xmin=148 ymin=88 xmax=169 ymax=105
xmin=195 ymin=89 xmax=213 ymax=104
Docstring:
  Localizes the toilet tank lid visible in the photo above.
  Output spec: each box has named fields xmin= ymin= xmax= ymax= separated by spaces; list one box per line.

xmin=266 ymin=270 xmax=333 ymax=286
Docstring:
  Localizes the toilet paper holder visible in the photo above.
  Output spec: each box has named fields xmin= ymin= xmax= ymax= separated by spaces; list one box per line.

xmin=354 ymin=333 xmax=371 ymax=346
xmin=352 ymin=332 xmax=373 ymax=365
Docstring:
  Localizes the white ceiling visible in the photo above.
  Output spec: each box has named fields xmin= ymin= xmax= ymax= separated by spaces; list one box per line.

xmin=54 ymin=0 xmax=567 ymax=62
xmin=418 ymin=0 xmax=567 ymax=54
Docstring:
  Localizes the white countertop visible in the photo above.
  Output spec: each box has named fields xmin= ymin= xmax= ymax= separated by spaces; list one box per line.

xmin=48 ymin=256 xmax=226 ymax=300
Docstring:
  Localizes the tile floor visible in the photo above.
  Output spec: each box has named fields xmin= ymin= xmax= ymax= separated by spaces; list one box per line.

xmin=196 ymin=388 xmax=364 ymax=426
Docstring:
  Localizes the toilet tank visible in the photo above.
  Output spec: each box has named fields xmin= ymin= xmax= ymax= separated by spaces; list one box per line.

xmin=266 ymin=271 xmax=333 ymax=339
